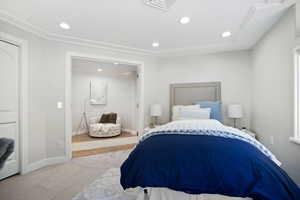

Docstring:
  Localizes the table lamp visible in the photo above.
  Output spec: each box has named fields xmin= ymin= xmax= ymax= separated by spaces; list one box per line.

xmin=150 ymin=104 xmax=162 ymax=127
xmin=228 ymin=104 xmax=243 ymax=128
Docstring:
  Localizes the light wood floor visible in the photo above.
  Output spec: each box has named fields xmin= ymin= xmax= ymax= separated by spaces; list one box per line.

xmin=72 ymin=132 xmax=137 ymax=158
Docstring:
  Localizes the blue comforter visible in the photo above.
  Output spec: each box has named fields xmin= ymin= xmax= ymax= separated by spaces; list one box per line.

xmin=121 ymin=134 xmax=300 ymax=200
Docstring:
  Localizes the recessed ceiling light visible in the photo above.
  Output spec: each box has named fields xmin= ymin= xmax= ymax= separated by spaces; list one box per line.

xmin=152 ymin=42 xmax=160 ymax=47
xmin=113 ymin=62 xmax=119 ymax=65
xmin=222 ymin=31 xmax=232 ymax=38
xmin=97 ymin=68 xmax=103 ymax=72
xmin=179 ymin=17 xmax=190 ymax=24
xmin=59 ymin=22 xmax=70 ymax=30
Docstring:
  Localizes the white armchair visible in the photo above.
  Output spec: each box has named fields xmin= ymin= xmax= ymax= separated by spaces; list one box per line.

xmin=88 ymin=114 xmax=122 ymax=138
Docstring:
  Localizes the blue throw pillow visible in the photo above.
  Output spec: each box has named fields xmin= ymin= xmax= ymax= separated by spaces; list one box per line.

xmin=192 ymin=101 xmax=223 ymax=122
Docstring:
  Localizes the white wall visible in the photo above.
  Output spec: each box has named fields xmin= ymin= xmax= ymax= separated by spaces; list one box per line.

xmin=251 ymin=7 xmax=300 ymax=185
xmin=72 ymin=70 xmax=137 ymax=134
xmin=157 ymin=51 xmax=252 ymax=128
xmin=297 ymin=1 xmax=300 ymax=38
xmin=0 ymin=19 xmax=159 ymax=165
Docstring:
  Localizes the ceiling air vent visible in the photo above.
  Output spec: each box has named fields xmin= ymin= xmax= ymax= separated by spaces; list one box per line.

xmin=144 ymin=0 xmax=176 ymax=11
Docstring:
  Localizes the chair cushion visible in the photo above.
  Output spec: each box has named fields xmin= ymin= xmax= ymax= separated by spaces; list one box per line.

xmin=100 ymin=113 xmax=117 ymax=124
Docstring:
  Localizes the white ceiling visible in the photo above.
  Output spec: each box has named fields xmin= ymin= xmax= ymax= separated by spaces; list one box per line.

xmin=0 ymin=0 xmax=295 ymax=56
xmin=72 ymin=59 xmax=137 ymax=75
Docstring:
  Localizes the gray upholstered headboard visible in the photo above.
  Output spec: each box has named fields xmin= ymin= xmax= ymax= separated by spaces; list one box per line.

xmin=170 ymin=82 xmax=221 ymax=120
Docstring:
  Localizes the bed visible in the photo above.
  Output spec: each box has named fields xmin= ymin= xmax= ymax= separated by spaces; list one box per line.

xmin=120 ymin=82 xmax=300 ymax=200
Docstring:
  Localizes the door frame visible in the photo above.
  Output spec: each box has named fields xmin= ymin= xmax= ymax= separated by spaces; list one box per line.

xmin=0 ymin=32 xmax=29 ymax=174
xmin=65 ymin=52 xmax=145 ymax=160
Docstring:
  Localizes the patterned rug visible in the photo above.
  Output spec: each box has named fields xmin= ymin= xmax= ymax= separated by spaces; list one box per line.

xmin=72 ymin=150 xmax=141 ymax=200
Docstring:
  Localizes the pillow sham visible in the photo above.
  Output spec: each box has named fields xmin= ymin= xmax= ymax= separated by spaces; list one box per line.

xmin=172 ymin=105 xmax=201 ymax=121
xmin=178 ymin=108 xmax=211 ymax=120
xmin=192 ymin=101 xmax=222 ymax=122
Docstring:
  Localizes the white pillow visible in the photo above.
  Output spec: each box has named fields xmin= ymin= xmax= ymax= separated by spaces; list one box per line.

xmin=178 ymin=108 xmax=211 ymax=120
xmin=172 ymin=105 xmax=201 ymax=121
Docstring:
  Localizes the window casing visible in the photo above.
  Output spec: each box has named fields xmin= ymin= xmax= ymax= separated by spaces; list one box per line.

xmin=291 ymin=48 xmax=300 ymax=144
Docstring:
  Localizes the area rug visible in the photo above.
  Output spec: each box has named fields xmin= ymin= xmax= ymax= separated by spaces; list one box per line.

xmin=72 ymin=150 xmax=141 ymax=200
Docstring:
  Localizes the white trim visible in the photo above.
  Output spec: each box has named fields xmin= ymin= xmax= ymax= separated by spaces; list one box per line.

xmin=72 ymin=130 xmax=86 ymax=136
xmin=0 ymin=32 xmax=29 ymax=175
xmin=0 ymin=10 xmax=154 ymax=56
xmin=290 ymin=137 xmax=300 ymax=145
xmin=0 ymin=9 xmax=250 ymax=57
xmin=293 ymin=47 xmax=300 ymax=145
xmin=122 ymin=129 xmax=138 ymax=135
xmin=23 ymin=156 xmax=67 ymax=174
xmin=65 ymin=52 xmax=145 ymax=161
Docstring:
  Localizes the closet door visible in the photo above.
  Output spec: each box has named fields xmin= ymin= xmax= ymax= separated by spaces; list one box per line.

xmin=0 ymin=40 xmax=19 ymax=180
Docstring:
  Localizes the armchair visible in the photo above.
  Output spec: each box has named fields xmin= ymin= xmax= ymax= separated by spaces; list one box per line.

xmin=88 ymin=114 xmax=122 ymax=138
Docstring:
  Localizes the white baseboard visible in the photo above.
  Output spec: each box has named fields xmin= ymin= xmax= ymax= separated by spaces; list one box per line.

xmin=72 ymin=130 xmax=86 ymax=136
xmin=23 ymin=156 xmax=67 ymax=174
xmin=122 ymin=129 xmax=137 ymax=135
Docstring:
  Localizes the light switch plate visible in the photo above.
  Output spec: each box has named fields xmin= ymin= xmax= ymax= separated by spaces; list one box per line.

xmin=57 ymin=102 xmax=63 ymax=109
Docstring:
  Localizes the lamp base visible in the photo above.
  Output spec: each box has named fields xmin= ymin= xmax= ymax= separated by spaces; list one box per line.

xmin=151 ymin=116 xmax=159 ymax=127
xmin=233 ymin=118 xmax=240 ymax=129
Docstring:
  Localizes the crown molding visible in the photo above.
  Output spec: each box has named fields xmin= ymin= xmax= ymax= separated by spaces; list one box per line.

xmin=0 ymin=9 xmax=157 ymax=56
xmin=0 ymin=9 xmax=254 ymax=58
xmin=0 ymin=10 xmax=48 ymax=39
xmin=280 ymin=0 xmax=296 ymax=5
xmin=158 ymin=0 xmax=295 ymax=57
xmin=157 ymin=43 xmax=252 ymax=57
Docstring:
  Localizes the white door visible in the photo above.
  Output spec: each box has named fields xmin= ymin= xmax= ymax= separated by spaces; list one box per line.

xmin=0 ymin=40 xmax=19 ymax=180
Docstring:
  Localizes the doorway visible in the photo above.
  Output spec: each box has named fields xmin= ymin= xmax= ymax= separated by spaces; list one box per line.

xmin=0 ymin=33 xmax=28 ymax=179
xmin=70 ymin=58 xmax=139 ymax=158
xmin=65 ymin=52 xmax=145 ymax=160
xmin=0 ymin=40 xmax=20 ymax=180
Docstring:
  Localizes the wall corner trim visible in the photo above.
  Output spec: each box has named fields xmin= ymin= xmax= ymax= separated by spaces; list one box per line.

xmin=122 ymin=129 xmax=138 ymax=135
xmin=289 ymin=137 xmax=300 ymax=145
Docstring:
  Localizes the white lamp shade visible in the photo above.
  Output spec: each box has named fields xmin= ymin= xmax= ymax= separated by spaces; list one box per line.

xmin=151 ymin=104 xmax=162 ymax=117
xmin=228 ymin=104 xmax=243 ymax=119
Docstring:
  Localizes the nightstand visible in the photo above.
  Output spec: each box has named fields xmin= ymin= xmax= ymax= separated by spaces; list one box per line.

xmin=143 ymin=127 xmax=151 ymax=134
xmin=241 ymin=129 xmax=256 ymax=139
xmin=144 ymin=125 xmax=160 ymax=135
